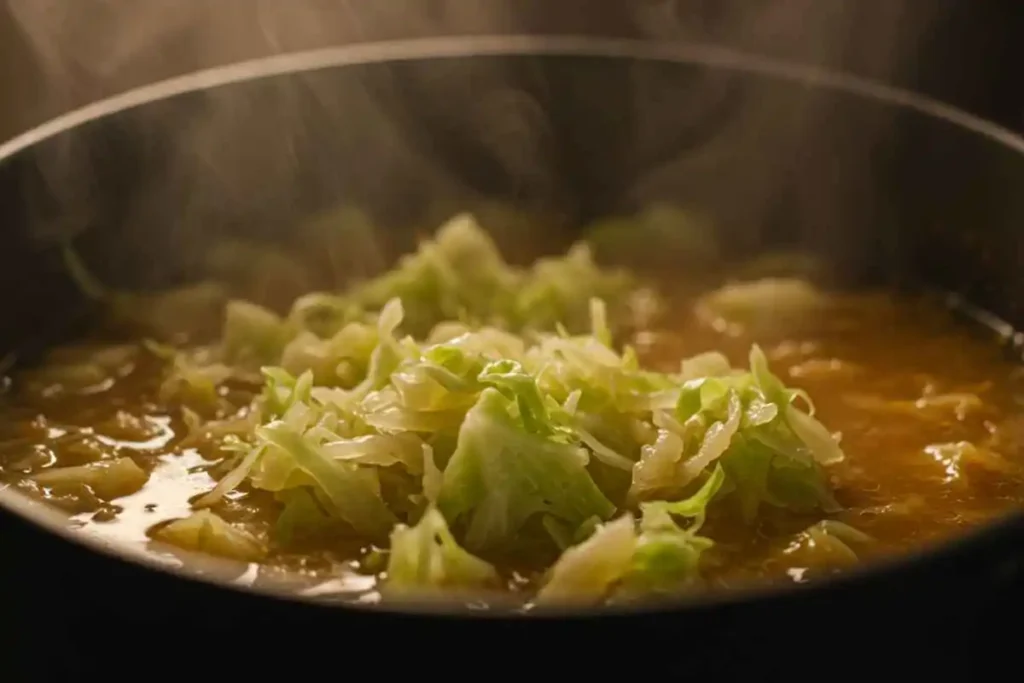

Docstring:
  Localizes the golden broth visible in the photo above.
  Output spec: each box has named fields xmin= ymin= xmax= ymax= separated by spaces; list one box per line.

xmin=2 ymin=287 xmax=1023 ymax=600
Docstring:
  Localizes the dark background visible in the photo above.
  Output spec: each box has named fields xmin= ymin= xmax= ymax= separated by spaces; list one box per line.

xmin=912 ymin=2 xmax=1024 ymax=133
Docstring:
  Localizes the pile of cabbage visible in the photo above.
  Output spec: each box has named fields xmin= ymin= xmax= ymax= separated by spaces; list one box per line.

xmin=141 ymin=214 xmax=845 ymax=605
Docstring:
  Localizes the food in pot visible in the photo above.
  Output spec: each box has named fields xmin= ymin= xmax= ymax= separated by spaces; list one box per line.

xmin=2 ymin=212 xmax=1021 ymax=607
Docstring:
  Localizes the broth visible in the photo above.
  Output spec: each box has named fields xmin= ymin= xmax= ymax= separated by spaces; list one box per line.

xmin=2 ymin=217 xmax=1023 ymax=606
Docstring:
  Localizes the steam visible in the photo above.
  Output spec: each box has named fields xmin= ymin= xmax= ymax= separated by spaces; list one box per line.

xmin=5 ymin=1 xmax=931 ymax=113
xmin=2 ymin=0 xmax=941 ymax=292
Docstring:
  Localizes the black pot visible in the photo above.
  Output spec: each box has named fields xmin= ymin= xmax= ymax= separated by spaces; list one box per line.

xmin=1 ymin=37 xmax=1022 ymax=679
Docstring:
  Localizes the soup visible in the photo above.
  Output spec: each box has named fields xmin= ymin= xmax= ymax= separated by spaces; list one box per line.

xmin=2 ymin=212 xmax=1022 ymax=607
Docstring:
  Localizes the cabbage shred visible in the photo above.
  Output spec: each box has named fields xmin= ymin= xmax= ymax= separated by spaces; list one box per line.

xmin=131 ymin=214 xmax=846 ymax=605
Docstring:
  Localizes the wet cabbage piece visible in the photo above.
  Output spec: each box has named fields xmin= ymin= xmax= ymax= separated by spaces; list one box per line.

xmin=2 ymin=210 xmax=1023 ymax=608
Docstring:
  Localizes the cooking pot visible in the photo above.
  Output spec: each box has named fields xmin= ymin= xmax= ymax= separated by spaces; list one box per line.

xmin=1 ymin=37 xmax=1022 ymax=679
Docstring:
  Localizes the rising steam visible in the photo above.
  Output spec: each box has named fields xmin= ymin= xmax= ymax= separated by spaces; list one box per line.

xmin=1 ymin=0 xmax=942 ymax=294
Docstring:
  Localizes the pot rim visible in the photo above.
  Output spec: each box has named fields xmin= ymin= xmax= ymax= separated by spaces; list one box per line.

xmin=2 ymin=33 xmax=1023 ymax=618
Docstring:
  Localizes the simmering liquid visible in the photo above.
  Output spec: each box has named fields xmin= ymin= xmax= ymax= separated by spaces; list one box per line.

xmin=2 ymin=287 xmax=1022 ymax=601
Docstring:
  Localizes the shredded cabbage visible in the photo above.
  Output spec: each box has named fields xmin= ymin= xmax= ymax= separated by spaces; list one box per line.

xmin=32 ymin=456 xmax=149 ymax=500
xmin=537 ymin=465 xmax=726 ymax=605
xmin=64 ymin=211 xmax=852 ymax=605
xmin=155 ymin=510 xmax=267 ymax=562
xmin=438 ymin=387 xmax=616 ymax=552
xmin=534 ymin=515 xmax=638 ymax=605
xmin=783 ymin=520 xmax=873 ymax=569
xmin=695 ymin=277 xmax=829 ymax=333
xmin=384 ymin=507 xmax=499 ymax=595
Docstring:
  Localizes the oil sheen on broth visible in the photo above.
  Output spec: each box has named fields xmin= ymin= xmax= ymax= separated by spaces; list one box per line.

xmin=1 ymin=216 xmax=1023 ymax=605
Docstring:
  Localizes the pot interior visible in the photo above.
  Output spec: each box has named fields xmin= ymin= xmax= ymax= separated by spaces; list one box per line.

xmin=2 ymin=37 xmax=1024 ymax=610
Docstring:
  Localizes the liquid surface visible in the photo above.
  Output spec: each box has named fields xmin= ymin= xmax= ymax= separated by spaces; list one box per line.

xmin=2 ymin=286 xmax=1023 ymax=602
